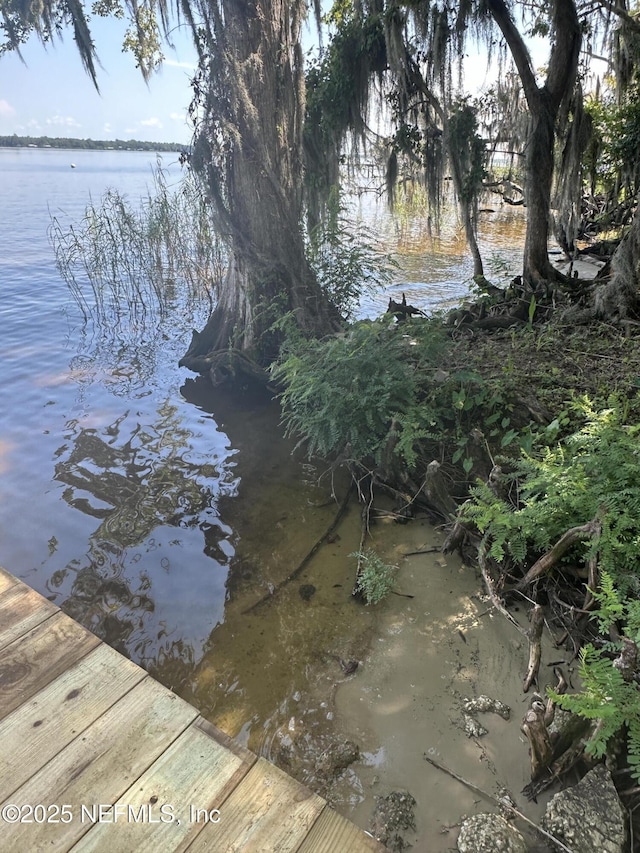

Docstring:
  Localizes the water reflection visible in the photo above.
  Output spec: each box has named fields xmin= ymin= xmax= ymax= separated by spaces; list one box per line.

xmin=49 ymin=398 xmax=238 ymax=671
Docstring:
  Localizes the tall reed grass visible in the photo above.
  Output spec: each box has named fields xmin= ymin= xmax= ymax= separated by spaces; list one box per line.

xmin=50 ymin=160 xmax=224 ymax=331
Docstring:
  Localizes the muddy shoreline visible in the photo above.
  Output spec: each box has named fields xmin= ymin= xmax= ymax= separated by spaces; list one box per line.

xmin=319 ymin=513 xmax=553 ymax=851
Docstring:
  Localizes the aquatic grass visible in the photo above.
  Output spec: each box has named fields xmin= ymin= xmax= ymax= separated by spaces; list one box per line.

xmin=49 ymin=159 xmax=225 ymax=332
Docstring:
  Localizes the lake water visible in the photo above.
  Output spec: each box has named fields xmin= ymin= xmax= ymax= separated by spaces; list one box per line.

xmin=0 ymin=147 xmax=529 ymax=844
xmin=1 ymin=148 xmax=234 ymax=666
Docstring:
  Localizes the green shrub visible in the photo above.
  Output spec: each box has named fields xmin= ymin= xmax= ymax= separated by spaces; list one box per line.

xmin=351 ymin=548 xmax=398 ymax=604
xmin=273 ymin=319 xmax=448 ymax=465
xmin=550 ymin=641 xmax=640 ymax=779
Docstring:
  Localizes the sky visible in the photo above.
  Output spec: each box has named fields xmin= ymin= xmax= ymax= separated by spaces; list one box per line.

xmin=0 ymin=17 xmax=199 ymax=143
xmin=0 ymin=11 xmax=557 ymax=146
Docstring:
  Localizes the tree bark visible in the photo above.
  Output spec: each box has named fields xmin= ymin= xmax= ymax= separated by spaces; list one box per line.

xmin=181 ymin=0 xmax=341 ymax=375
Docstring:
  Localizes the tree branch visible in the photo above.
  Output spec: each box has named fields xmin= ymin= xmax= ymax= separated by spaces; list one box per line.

xmin=485 ymin=0 xmax=540 ymax=108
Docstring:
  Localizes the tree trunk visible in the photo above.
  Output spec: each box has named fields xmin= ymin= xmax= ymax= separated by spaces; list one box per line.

xmin=523 ymin=97 xmax=557 ymax=286
xmin=181 ymin=0 xmax=341 ymax=376
xmin=594 ymin=202 xmax=640 ymax=320
xmin=486 ymin=0 xmax=581 ymax=289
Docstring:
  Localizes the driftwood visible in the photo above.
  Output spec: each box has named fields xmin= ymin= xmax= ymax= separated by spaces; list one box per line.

xmin=523 ymin=604 xmax=545 ymax=692
xmin=243 ymin=483 xmax=353 ymax=614
xmin=515 ymin=517 xmax=601 ymax=591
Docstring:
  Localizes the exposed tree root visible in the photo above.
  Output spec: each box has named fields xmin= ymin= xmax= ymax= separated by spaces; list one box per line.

xmin=523 ymin=604 xmax=545 ymax=692
xmin=522 ymin=694 xmax=554 ymax=779
xmin=515 ymin=517 xmax=601 ymax=591
xmin=477 ymin=546 xmax=527 ymax=637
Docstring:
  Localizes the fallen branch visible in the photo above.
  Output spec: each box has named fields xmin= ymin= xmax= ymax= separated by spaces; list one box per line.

xmin=516 ymin=517 xmax=601 ymax=591
xmin=242 ymin=483 xmax=354 ymax=614
xmin=423 ymin=754 xmax=576 ymax=853
xmin=523 ymin=604 xmax=545 ymax=692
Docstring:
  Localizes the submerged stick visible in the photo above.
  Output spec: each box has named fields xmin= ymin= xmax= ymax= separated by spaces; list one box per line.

xmin=352 ymin=480 xmax=374 ymax=600
xmin=423 ymin=754 xmax=576 ymax=853
xmin=242 ymin=483 xmax=353 ymax=614
xmin=402 ymin=547 xmax=440 ymax=556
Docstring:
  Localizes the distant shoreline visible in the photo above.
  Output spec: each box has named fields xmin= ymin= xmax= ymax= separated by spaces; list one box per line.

xmin=0 ymin=135 xmax=187 ymax=153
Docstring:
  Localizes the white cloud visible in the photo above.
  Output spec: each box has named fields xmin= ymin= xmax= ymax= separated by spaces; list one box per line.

xmin=45 ymin=115 xmax=82 ymax=129
xmin=0 ymin=99 xmax=16 ymax=118
xmin=140 ymin=117 xmax=163 ymax=129
xmin=163 ymin=58 xmax=196 ymax=71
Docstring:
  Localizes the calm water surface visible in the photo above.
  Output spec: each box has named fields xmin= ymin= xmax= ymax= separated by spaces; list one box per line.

xmin=0 ymin=149 xmax=527 ymax=834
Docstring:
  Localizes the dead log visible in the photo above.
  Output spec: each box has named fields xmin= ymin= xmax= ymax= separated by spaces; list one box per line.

xmin=523 ymin=604 xmax=545 ymax=692
xmin=515 ymin=517 xmax=601 ymax=591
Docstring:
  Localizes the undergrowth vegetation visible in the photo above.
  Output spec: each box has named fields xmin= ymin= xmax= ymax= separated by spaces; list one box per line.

xmin=274 ymin=319 xmax=449 ymax=465
xmin=464 ymin=401 xmax=640 ymax=780
xmin=274 ymin=318 xmax=541 ymax=474
xmin=464 ymin=402 xmax=640 ymax=594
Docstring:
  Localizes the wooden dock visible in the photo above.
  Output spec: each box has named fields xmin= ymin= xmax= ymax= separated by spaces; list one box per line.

xmin=0 ymin=567 xmax=385 ymax=851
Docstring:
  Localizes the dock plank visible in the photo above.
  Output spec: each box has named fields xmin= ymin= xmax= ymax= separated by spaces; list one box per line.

xmin=73 ymin=723 xmax=255 ymax=852
xmin=0 ymin=610 xmax=100 ymax=720
xmin=0 ymin=566 xmax=18 ymax=595
xmin=0 ymin=583 xmax=58 ymax=650
xmin=185 ymin=757 xmax=325 ymax=853
xmin=2 ymin=678 xmax=199 ymax=852
xmin=297 ymin=806 xmax=387 ymax=852
xmin=0 ymin=643 xmax=146 ymax=801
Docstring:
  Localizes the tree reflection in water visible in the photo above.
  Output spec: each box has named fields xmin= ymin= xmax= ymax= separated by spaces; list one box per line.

xmin=50 ymin=398 xmax=238 ymax=684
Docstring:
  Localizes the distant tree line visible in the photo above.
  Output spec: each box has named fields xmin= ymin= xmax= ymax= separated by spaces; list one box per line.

xmin=0 ymin=135 xmax=186 ymax=152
